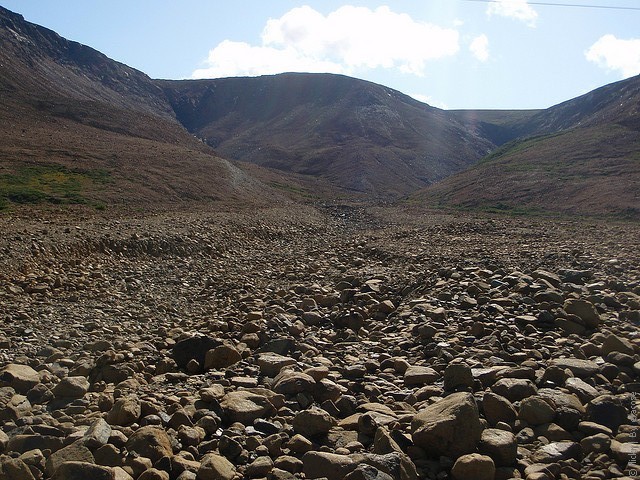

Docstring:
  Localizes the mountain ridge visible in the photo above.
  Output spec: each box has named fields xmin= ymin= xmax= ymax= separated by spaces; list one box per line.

xmin=1 ymin=4 xmax=638 ymax=217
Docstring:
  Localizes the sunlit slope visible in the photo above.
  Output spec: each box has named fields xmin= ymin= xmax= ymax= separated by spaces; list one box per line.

xmin=417 ymin=75 xmax=640 ymax=218
xmin=0 ymin=6 xmax=275 ymax=209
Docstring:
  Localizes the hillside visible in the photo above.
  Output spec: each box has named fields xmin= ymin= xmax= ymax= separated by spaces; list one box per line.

xmin=0 ymin=6 xmax=275 ymax=210
xmin=418 ymin=75 xmax=640 ymax=218
xmin=160 ymin=74 xmax=495 ymax=196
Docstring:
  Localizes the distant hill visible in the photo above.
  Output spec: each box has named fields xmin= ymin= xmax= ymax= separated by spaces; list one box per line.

xmin=417 ymin=75 xmax=640 ymax=218
xmin=0 ymin=6 xmax=273 ymax=210
xmin=159 ymin=74 xmax=495 ymax=196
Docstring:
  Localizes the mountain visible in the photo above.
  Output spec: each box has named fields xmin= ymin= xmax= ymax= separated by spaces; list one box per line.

xmin=417 ymin=74 xmax=640 ymax=218
xmin=0 ymin=6 xmax=273 ymax=209
xmin=159 ymin=74 xmax=495 ymax=196
xmin=2 ymin=5 xmax=638 ymax=217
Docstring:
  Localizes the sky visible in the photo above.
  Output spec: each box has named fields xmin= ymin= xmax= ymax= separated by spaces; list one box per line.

xmin=2 ymin=0 xmax=639 ymax=110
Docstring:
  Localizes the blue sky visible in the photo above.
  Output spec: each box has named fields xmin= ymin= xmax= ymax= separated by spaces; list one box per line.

xmin=2 ymin=0 xmax=639 ymax=109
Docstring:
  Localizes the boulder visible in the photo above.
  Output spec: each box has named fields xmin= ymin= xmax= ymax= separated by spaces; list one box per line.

xmin=451 ymin=454 xmax=495 ymax=480
xmin=0 ymin=364 xmax=40 ymax=393
xmin=563 ymin=299 xmax=600 ymax=328
xmin=125 ymin=426 xmax=173 ymax=462
xmin=411 ymin=392 xmax=482 ymax=458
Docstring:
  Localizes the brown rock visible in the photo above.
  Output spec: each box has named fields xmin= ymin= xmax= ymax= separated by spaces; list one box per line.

xmin=45 ymin=441 xmax=95 ymax=477
xmin=204 ymin=344 xmax=242 ymax=370
xmin=518 ymin=396 xmax=556 ymax=425
xmin=51 ymin=461 xmax=114 ymax=480
xmin=563 ymin=299 xmax=600 ymax=329
xmin=302 ymin=451 xmax=356 ymax=479
xmin=197 ymin=453 xmax=236 ymax=480
xmin=0 ymin=364 xmax=40 ymax=393
xmin=293 ymin=407 xmax=337 ymax=437
xmin=411 ymin=392 xmax=482 ymax=458
xmin=220 ymin=390 xmax=276 ymax=424
xmin=451 ymin=454 xmax=495 ymax=480
xmin=106 ymin=396 xmax=141 ymax=426
xmin=125 ymin=426 xmax=173 ymax=463
xmin=478 ymin=428 xmax=517 ymax=466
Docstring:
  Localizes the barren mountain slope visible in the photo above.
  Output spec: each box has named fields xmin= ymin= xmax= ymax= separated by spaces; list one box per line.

xmin=160 ymin=74 xmax=496 ymax=197
xmin=0 ymin=6 xmax=275 ymax=209
xmin=417 ymin=75 xmax=640 ymax=218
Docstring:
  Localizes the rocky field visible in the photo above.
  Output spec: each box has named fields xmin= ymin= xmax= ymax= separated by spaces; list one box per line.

xmin=0 ymin=205 xmax=639 ymax=480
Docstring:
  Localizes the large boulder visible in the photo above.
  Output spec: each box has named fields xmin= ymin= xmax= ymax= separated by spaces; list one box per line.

xmin=302 ymin=451 xmax=356 ymax=479
xmin=0 ymin=364 xmax=40 ymax=393
xmin=451 ymin=454 xmax=495 ymax=480
xmin=197 ymin=453 xmax=236 ymax=480
xmin=125 ymin=426 xmax=173 ymax=462
xmin=563 ymin=299 xmax=600 ymax=329
xmin=220 ymin=390 xmax=276 ymax=424
xmin=410 ymin=392 xmax=482 ymax=458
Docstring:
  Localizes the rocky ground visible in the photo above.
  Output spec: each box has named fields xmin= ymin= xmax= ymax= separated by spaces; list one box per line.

xmin=0 ymin=204 xmax=639 ymax=480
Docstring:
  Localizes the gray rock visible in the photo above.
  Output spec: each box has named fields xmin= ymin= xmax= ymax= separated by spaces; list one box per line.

xmin=256 ymin=353 xmax=296 ymax=377
xmin=84 ymin=418 xmax=112 ymax=449
xmin=531 ymin=442 xmax=581 ymax=463
xmin=550 ymin=358 xmax=599 ymax=378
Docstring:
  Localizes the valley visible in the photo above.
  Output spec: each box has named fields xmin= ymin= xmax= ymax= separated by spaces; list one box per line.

xmin=0 ymin=4 xmax=639 ymax=480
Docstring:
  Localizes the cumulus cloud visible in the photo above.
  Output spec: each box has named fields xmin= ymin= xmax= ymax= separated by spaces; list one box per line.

xmin=470 ymin=34 xmax=489 ymax=62
xmin=192 ymin=5 xmax=459 ymax=79
xmin=487 ymin=0 xmax=538 ymax=27
xmin=409 ymin=93 xmax=449 ymax=109
xmin=191 ymin=40 xmax=345 ymax=78
xmin=585 ymin=34 xmax=640 ymax=78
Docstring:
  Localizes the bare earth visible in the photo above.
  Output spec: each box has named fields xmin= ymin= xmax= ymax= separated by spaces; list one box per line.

xmin=0 ymin=205 xmax=639 ymax=480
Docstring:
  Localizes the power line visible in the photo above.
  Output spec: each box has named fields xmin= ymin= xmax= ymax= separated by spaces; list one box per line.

xmin=461 ymin=0 xmax=640 ymax=11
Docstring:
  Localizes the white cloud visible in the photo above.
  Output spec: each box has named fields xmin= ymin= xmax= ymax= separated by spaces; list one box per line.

xmin=191 ymin=40 xmax=345 ymax=78
xmin=585 ymin=34 xmax=640 ymax=78
xmin=409 ymin=93 xmax=449 ymax=110
xmin=470 ymin=34 xmax=489 ymax=62
xmin=487 ymin=0 xmax=538 ymax=27
xmin=192 ymin=5 xmax=459 ymax=79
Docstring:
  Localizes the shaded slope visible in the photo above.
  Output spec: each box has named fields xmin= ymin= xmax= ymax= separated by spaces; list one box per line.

xmin=417 ymin=75 xmax=640 ymax=218
xmin=0 ymin=6 xmax=271 ymax=209
xmin=448 ymin=109 xmax=541 ymax=146
xmin=160 ymin=74 xmax=495 ymax=197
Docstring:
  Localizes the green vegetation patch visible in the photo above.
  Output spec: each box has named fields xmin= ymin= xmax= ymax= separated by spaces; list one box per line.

xmin=0 ymin=164 xmax=111 ymax=210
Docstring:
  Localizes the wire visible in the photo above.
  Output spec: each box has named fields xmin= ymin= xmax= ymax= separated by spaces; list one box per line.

xmin=461 ymin=0 xmax=640 ymax=11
